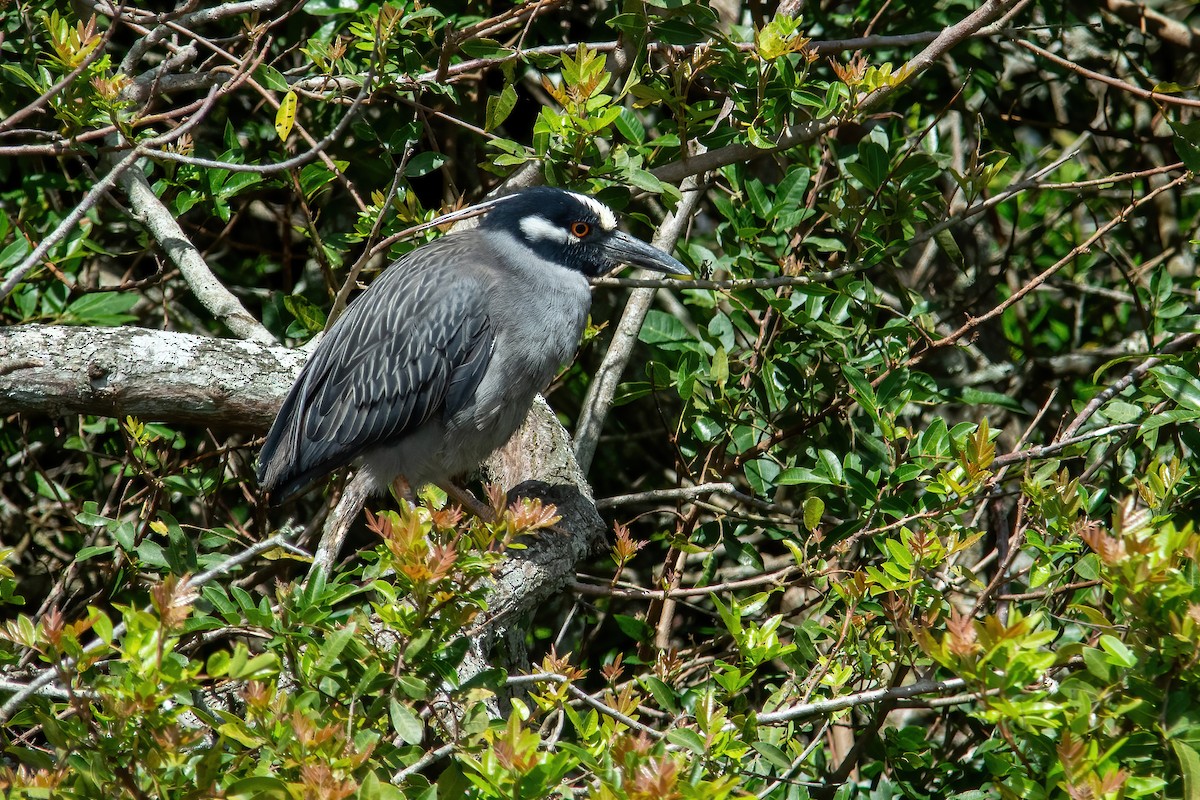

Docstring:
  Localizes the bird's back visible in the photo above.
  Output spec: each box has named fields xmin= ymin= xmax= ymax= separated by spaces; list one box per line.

xmin=257 ymin=229 xmax=591 ymax=502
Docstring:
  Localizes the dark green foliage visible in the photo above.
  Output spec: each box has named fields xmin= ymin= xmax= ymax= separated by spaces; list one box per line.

xmin=2 ymin=0 xmax=1199 ymax=798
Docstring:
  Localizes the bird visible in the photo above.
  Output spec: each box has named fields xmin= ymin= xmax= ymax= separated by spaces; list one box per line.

xmin=257 ymin=186 xmax=689 ymax=574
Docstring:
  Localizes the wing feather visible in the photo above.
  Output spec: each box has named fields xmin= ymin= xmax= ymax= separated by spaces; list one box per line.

xmin=257 ymin=234 xmax=495 ymax=501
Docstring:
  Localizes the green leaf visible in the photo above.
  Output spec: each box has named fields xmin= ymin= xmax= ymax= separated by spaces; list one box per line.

xmin=389 ymin=698 xmax=424 ymax=745
xmin=1173 ymin=740 xmax=1200 ymax=800
xmin=229 ymin=651 xmax=280 ymax=680
xmin=396 ymin=674 xmax=429 ymax=699
xmin=0 ymin=63 xmax=45 ymax=92
xmin=745 ymin=458 xmax=781 ymax=496
xmin=1167 ymin=119 xmax=1200 ymax=173
xmin=752 ymin=741 xmax=793 ymax=770
xmin=614 ymin=614 xmax=653 ymax=642
xmin=776 ymin=467 xmax=835 ymax=487
xmin=284 ymin=293 xmax=327 ymax=334
xmin=62 ymin=292 xmax=138 ymax=326
xmin=850 ymin=139 xmax=889 ymax=190
xmin=1151 ymin=365 xmax=1200 ymax=412
xmin=359 ymin=770 xmax=383 ymax=800
xmin=842 ymin=365 xmax=878 ymax=418
xmin=802 ymin=497 xmax=824 ymax=532
xmin=216 ymin=171 xmax=263 ymax=200
xmin=639 ymin=676 xmax=679 ymax=713
xmin=458 ymin=38 xmax=511 ymax=59
xmin=90 ymin=608 xmax=113 ymax=645
xmin=255 ymin=65 xmax=290 ymax=92
xmin=709 ymin=346 xmax=728 ymax=387
xmin=136 ymin=539 xmax=169 ymax=569
xmin=485 ymin=84 xmax=517 ymax=131
xmin=208 ymin=650 xmax=231 ymax=678
xmin=1104 ymin=400 xmax=1143 ymax=423
xmin=299 ymin=161 xmax=342 ymax=198
xmin=613 ymin=107 xmax=645 ymax=144
xmin=404 ymin=151 xmax=447 ymax=177
xmin=224 ymin=776 xmax=289 ymax=798
xmin=0 ymin=238 xmax=30 ymax=271
xmin=75 ymin=545 xmax=115 ymax=562
xmin=76 ymin=501 xmax=111 ymax=527
xmin=315 ymin=622 xmax=357 ymax=671
xmin=1141 ymin=409 xmax=1200 ymax=432
xmin=638 ymin=309 xmax=689 ymax=345
xmin=666 ymin=727 xmax=707 ymax=754
xmin=1098 ymin=634 xmax=1137 ymax=668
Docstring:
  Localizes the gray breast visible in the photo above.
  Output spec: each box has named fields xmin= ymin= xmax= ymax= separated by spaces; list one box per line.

xmin=356 ymin=232 xmax=592 ymax=492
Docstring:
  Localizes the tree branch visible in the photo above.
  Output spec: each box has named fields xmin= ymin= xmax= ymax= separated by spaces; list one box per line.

xmin=0 ymin=325 xmax=302 ymax=428
xmin=0 ymin=322 xmax=607 ymax=717
xmin=118 ymin=168 xmax=277 ymax=344
xmin=1101 ymin=0 xmax=1200 ymax=51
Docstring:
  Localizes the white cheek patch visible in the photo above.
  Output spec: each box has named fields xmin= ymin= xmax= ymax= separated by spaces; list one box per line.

xmin=520 ymin=215 xmax=572 ymax=244
xmin=567 ymin=191 xmax=618 ymax=231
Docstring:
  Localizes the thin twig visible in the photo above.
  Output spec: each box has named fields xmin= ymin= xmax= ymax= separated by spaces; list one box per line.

xmin=391 ymin=743 xmax=456 ymax=783
xmin=570 ymin=564 xmax=800 ymax=600
xmin=913 ymin=172 xmax=1194 ymax=360
xmin=508 ymin=672 xmax=665 ymax=737
xmin=1013 ymin=37 xmax=1200 ymax=109
xmin=756 ymin=675 xmax=968 ymax=725
xmin=0 ymin=148 xmax=144 ymax=299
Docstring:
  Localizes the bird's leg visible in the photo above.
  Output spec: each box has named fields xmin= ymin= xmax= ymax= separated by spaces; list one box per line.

xmin=438 ymin=481 xmax=495 ymax=522
xmin=390 ymin=475 xmax=415 ymax=504
xmin=309 ymin=472 xmax=372 ymax=580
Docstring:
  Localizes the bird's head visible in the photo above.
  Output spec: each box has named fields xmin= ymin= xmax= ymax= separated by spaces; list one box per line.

xmin=480 ymin=187 xmax=690 ymax=278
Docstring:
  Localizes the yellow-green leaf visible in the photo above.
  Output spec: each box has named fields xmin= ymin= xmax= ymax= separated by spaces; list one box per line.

xmin=802 ymin=497 xmax=824 ymax=532
xmin=274 ymin=90 xmax=297 ymax=142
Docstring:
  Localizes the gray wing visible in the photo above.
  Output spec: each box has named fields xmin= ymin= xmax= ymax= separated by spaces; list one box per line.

xmin=257 ymin=235 xmax=494 ymax=501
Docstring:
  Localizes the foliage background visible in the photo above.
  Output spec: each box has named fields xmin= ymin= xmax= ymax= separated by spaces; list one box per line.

xmin=1 ymin=0 xmax=1199 ymax=797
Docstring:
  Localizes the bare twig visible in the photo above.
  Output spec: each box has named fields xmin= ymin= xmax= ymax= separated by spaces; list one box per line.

xmin=914 ymin=172 xmax=1194 ymax=360
xmin=756 ymin=675 xmax=968 ymax=725
xmin=508 ymin=672 xmax=665 ymax=737
xmin=1013 ymin=37 xmax=1200 ymax=109
xmin=0 ymin=148 xmax=144 ymax=299
xmin=1059 ymin=330 xmax=1200 ymax=441
xmin=391 ymin=743 xmax=456 ymax=783
xmin=570 ymin=564 xmax=800 ymax=600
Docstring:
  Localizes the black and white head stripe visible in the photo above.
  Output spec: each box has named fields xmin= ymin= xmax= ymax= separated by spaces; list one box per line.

xmin=563 ymin=190 xmax=617 ymax=231
xmin=481 ymin=186 xmax=619 ymax=244
xmin=473 ymin=186 xmax=688 ymax=278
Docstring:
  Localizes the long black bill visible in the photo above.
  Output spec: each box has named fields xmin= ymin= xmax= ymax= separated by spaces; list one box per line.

xmin=605 ymin=230 xmax=690 ymax=276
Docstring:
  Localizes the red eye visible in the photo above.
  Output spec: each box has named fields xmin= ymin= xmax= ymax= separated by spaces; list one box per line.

xmin=570 ymin=221 xmax=591 ymax=237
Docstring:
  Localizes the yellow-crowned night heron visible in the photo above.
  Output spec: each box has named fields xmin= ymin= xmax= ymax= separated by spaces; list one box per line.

xmin=257 ymin=187 xmax=688 ymax=574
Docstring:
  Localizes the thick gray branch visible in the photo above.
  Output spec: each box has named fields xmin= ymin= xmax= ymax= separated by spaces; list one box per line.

xmin=0 ymin=325 xmax=302 ymax=429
